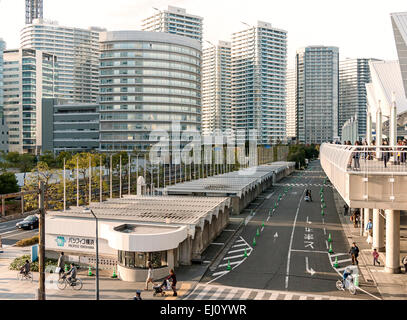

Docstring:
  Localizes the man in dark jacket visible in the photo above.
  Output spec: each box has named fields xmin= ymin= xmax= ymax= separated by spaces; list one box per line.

xmin=57 ymin=252 xmax=65 ymax=278
xmin=349 ymin=242 xmax=359 ymax=265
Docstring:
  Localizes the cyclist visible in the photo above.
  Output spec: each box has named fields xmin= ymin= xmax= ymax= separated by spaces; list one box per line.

xmin=342 ymin=268 xmax=353 ymax=289
xmin=20 ymin=260 xmax=30 ymax=277
xmin=65 ymin=263 xmax=77 ymax=285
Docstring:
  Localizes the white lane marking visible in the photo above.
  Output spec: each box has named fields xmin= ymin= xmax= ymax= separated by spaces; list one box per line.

xmin=235 ymin=239 xmax=245 ymax=243
xmin=291 ymin=249 xmax=327 ymax=254
xmin=299 ymin=295 xmax=308 ymax=300
xmin=329 ymin=253 xmax=346 ymax=258
xmin=323 ymin=228 xmax=326 ymax=235
xmin=254 ymin=291 xmax=266 ymax=300
xmin=232 ymin=243 xmax=246 ymax=248
xmin=285 ymin=189 xmax=306 ymax=289
xmin=266 ymin=216 xmax=270 ymax=222
xmin=1 ymin=229 xmax=36 ymax=239
xmin=325 ymin=240 xmax=329 ymax=249
xmin=232 ymin=257 xmax=248 ymax=270
xmin=268 ymin=292 xmax=279 ymax=300
xmin=227 ymin=248 xmax=251 ymax=254
xmin=208 ymin=287 xmax=225 ymax=300
xmin=223 ymin=229 xmax=236 ymax=232
xmin=223 ymin=254 xmax=245 ymax=260
xmin=322 ymin=218 xmax=325 ymax=224
xmin=212 ymin=270 xmax=229 ymax=277
xmin=218 ymin=260 xmax=241 ymax=268
xmin=284 ymin=293 xmax=293 ymax=300
xmin=261 ymin=226 xmax=264 ymax=232
xmin=336 ymin=267 xmax=347 ymax=272
xmin=266 ymin=191 xmax=275 ymax=199
xmin=336 ymin=258 xmax=352 ymax=264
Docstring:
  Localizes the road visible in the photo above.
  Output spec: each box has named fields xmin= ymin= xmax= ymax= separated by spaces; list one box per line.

xmin=191 ymin=160 xmax=382 ymax=300
xmin=0 ymin=218 xmax=38 ymax=247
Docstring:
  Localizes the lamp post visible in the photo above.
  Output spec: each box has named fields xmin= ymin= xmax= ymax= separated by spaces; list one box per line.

xmin=83 ymin=208 xmax=99 ymax=300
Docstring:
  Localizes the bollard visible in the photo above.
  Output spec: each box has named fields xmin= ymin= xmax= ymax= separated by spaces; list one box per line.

xmin=88 ymin=266 xmax=93 ymax=276
xmin=64 ymin=264 xmax=68 ymax=272
xmin=334 ymin=257 xmax=338 ymax=268
xmin=256 ymin=228 xmax=260 ymax=237
xmin=112 ymin=267 xmax=118 ymax=279
xmin=262 ymin=221 xmax=265 ymax=228
xmin=252 ymin=237 xmax=256 ymax=247
xmin=328 ymin=243 xmax=333 ymax=253
xmin=321 ymin=209 xmax=324 ymax=216
xmin=227 ymin=260 xmax=231 ymax=271
xmin=328 ymin=233 xmax=332 ymax=243
xmin=244 ymin=248 xmax=248 ymax=258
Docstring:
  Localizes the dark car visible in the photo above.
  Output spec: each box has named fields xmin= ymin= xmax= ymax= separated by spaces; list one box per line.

xmin=16 ymin=215 xmax=39 ymax=230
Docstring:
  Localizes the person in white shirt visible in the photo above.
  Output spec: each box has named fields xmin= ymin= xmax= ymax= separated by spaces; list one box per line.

xmin=145 ymin=261 xmax=154 ymax=290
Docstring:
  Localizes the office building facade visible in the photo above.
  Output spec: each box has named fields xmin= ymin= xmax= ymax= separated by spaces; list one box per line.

xmin=3 ymin=48 xmax=56 ymax=154
xmin=25 ymin=0 xmax=43 ymax=24
xmin=0 ymin=39 xmax=8 ymax=152
xmin=21 ymin=19 xmax=104 ymax=103
xmin=231 ymin=21 xmax=287 ymax=144
xmin=296 ymin=46 xmax=339 ymax=144
xmin=339 ymin=58 xmax=377 ymax=140
xmin=99 ymin=31 xmax=201 ymax=152
xmin=41 ymin=98 xmax=100 ymax=153
xmin=142 ymin=6 xmax=203 ymax=43
xmin=286 ymin=68 xmax=296 ymax=139
xmin=202 ymin=41 xmax=232 ymax=135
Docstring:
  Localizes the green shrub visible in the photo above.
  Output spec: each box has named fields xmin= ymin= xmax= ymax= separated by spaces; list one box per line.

xmin=15 ymin=235 xmax=39 ymax=247
xmin=9 ymin=254 xmax=58 ymax=272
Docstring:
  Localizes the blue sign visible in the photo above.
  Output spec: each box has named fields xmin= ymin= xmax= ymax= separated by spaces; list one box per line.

xmin=265 ymin=145 xmax=271 ymax=149
xmin=56 ymin=236 xmax=66 ymax=247
xmin=31 ymin=244 xmax=38 ymax=262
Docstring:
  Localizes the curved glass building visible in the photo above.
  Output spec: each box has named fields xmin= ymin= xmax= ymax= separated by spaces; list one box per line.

xmin=99 ymin=31 xmax=202 ymax=152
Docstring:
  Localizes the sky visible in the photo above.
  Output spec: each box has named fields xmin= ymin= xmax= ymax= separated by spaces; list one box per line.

xmin=0 ymin=0 xmax=406 ymax=68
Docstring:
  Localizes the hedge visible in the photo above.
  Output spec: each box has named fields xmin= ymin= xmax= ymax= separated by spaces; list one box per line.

xmin=9 ymin=255 xmax=58 ymax=272
xmin=15 ymin=235 xmax=39 ymax=247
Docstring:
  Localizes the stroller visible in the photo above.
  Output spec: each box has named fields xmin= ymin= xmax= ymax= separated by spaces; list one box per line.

xmin=153 ymin=279 xmax=172 ymax=297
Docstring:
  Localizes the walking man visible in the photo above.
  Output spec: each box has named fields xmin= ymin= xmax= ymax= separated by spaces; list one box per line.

xmin=349 ymin=242 xmax=359 ymax=265
xmin=57 ymin=252 xmax=65 ymax=279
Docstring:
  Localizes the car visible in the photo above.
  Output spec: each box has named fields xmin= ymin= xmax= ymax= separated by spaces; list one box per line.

xmin=16 ymin=215 xmax=39 ymax=230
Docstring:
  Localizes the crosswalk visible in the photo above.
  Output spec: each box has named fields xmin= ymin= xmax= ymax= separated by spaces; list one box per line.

xmin=208 ymin=236 xmax=253 ymax=282
xmin=185 ymin=284 xmax=351 ymax=300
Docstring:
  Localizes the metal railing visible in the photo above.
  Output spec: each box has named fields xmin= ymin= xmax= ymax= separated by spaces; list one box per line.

xmin=320 ymin=144 xmax=407 ymax=175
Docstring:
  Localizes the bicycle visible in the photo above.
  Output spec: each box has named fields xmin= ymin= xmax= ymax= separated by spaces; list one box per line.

xmin=57 ymin=275 xmax=83 ymax=291
xmin=336 ymin=276 xmax=356 ymax=295
xmin=17 ymin=271 xmax=33 ymax=283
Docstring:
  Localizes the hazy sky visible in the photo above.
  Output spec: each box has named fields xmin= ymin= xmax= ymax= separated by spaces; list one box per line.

xmin=0 ymin=0 xmax=405 ymax=68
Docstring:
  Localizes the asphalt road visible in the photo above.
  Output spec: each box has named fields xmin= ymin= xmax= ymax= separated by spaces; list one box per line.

xmin=200 ymin=160 xmax=382 ymax=300
xmin=0 ymin=218 xmax=38 ymax=246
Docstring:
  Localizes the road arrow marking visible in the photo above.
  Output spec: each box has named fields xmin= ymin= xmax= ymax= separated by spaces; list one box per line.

xmin=274 ymin=232 xmax=278 ymax=242
xmin=305 ymin=257 xmax=316 ymax=276
xmin=306 ymin=216 xmax=312 ymax=224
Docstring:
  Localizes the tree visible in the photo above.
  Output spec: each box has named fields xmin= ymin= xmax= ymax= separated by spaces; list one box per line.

xmin=39 ymin=150 xmax=57 ymax=168
xmin=0 ymin=172 xmax=19 ymax=195
xmin=4 ymin=152 xmax=20 ymax=166
xmin=56 ymin=151 xmax=74 ymax=168
xmin=18 ymin=154 xmax=36 ymax=179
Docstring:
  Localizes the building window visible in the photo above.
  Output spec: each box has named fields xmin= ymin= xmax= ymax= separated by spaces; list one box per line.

xmin=118 ymin=250 xmax=167 ymax=269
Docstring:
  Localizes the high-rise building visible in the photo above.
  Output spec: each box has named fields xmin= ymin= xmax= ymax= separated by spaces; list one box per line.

xmin=3 ymin=48 xmax=56 ymax=154
xmin=25 ymin=0 xmax=43 ymax=24
xmin=339 ymin=58 xmax=378 ymax=140
xmin=0 ymin=39 xmax=8 ymax=153
xmin=21 ymin=19 xmax=104 ymax=103
xmin=99 ymin=31 xmax=201 ymax=152
xmin=231 ymin=21 xmax=287 ymax=144
xmin=142 ymin=6 xmax=203 ymax=43
xmin=286 ymin=68 xmax=296 ymax=139
xmin=391 ymin=12 xmax=407 ymax=97
xmin=202 ymin=41 xmax=232 ymax=135
xmin=296 ymin=46 xmax=339 ymax=144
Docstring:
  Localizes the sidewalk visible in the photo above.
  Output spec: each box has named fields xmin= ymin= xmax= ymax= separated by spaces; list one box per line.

xmin=333 ymin=190 xmax=407 ymax=300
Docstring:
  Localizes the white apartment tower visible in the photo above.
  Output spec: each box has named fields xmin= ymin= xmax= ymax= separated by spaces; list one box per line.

xmin=20 ymin=19 xmax=104 ymax=103
xmin=202 ymin=41 xmax=232 ymax=134
xmin=296 ymin=46 xmax=339 ymax=144
xmin=286 ymin=68 xmax=296 ymax=139
xmin=231 ymin=21 xmax=287 ymax=144
xmin=3 ymin=48 xmax=56 ymax=154
xmin=142 ymin=6 xmax=203 ymax=43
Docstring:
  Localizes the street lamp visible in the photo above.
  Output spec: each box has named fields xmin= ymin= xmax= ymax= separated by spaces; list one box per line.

xmin=83 ymin=208 xmax=99 ymax=300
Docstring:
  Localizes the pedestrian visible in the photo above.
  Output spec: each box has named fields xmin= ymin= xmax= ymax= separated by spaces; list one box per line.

xmin=353 ymin=141 xmax=361 ymax=170
xmin=144 ymin=261 xmax=154 ymax=291
xmin=402 ymin=256 xmax=407 ymax=274
xmin=343 ymin=204 xmax=349 ymax=216
xmin=366 ymin=218 xmax=373 ymax=244
xmin=372 ymin=249 xmax=380 ymax=266
xmin=163 ymin=269 xmax=177 ymax=297
xmin=349 ymin=242 xmax=359 ymax=265
xmin=134 ymin=290 xmax=142 ymax=300
xmin=381 ymin=140 xmax=390 ymax=168
xmin=57 ymin=252 xmax=65 ymax=279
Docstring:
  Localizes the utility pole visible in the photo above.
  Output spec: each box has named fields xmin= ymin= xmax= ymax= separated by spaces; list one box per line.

xmin=38 ymin=181 xmax=45 ymax=300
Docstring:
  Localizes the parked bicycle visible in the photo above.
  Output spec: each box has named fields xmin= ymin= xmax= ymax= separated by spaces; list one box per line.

xmin=57 ymin=274 xmax=83 ymax=291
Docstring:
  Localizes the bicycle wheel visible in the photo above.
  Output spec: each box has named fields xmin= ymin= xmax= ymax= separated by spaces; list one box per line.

xmin=349 ymin=284 xmax=356 ymax=295
xmin=335 ymin=280 xmax=343 ymax=291
xmin=72 ymin=278 xmax=83 ymax=291
xmin=17 ymin=272 xmax=22 ymax=281
xmin=27 ymin=272 xmax=33 ymax=283
xmin=57 ymin=278 xmax=66 ymax=290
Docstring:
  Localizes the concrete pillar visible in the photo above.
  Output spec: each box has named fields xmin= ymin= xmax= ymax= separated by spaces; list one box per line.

xmin=373 ymin=209 xmax=385 ymax=251
xmin=366 ymin=111 xmax=372 ymax=145
xmin=384 ymin=209 xmax=400 ymax=274
xmin=376 ymin=104 xmax=382 ymax=159
xmin=389 ymin=93 xmax=397 ymax=147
